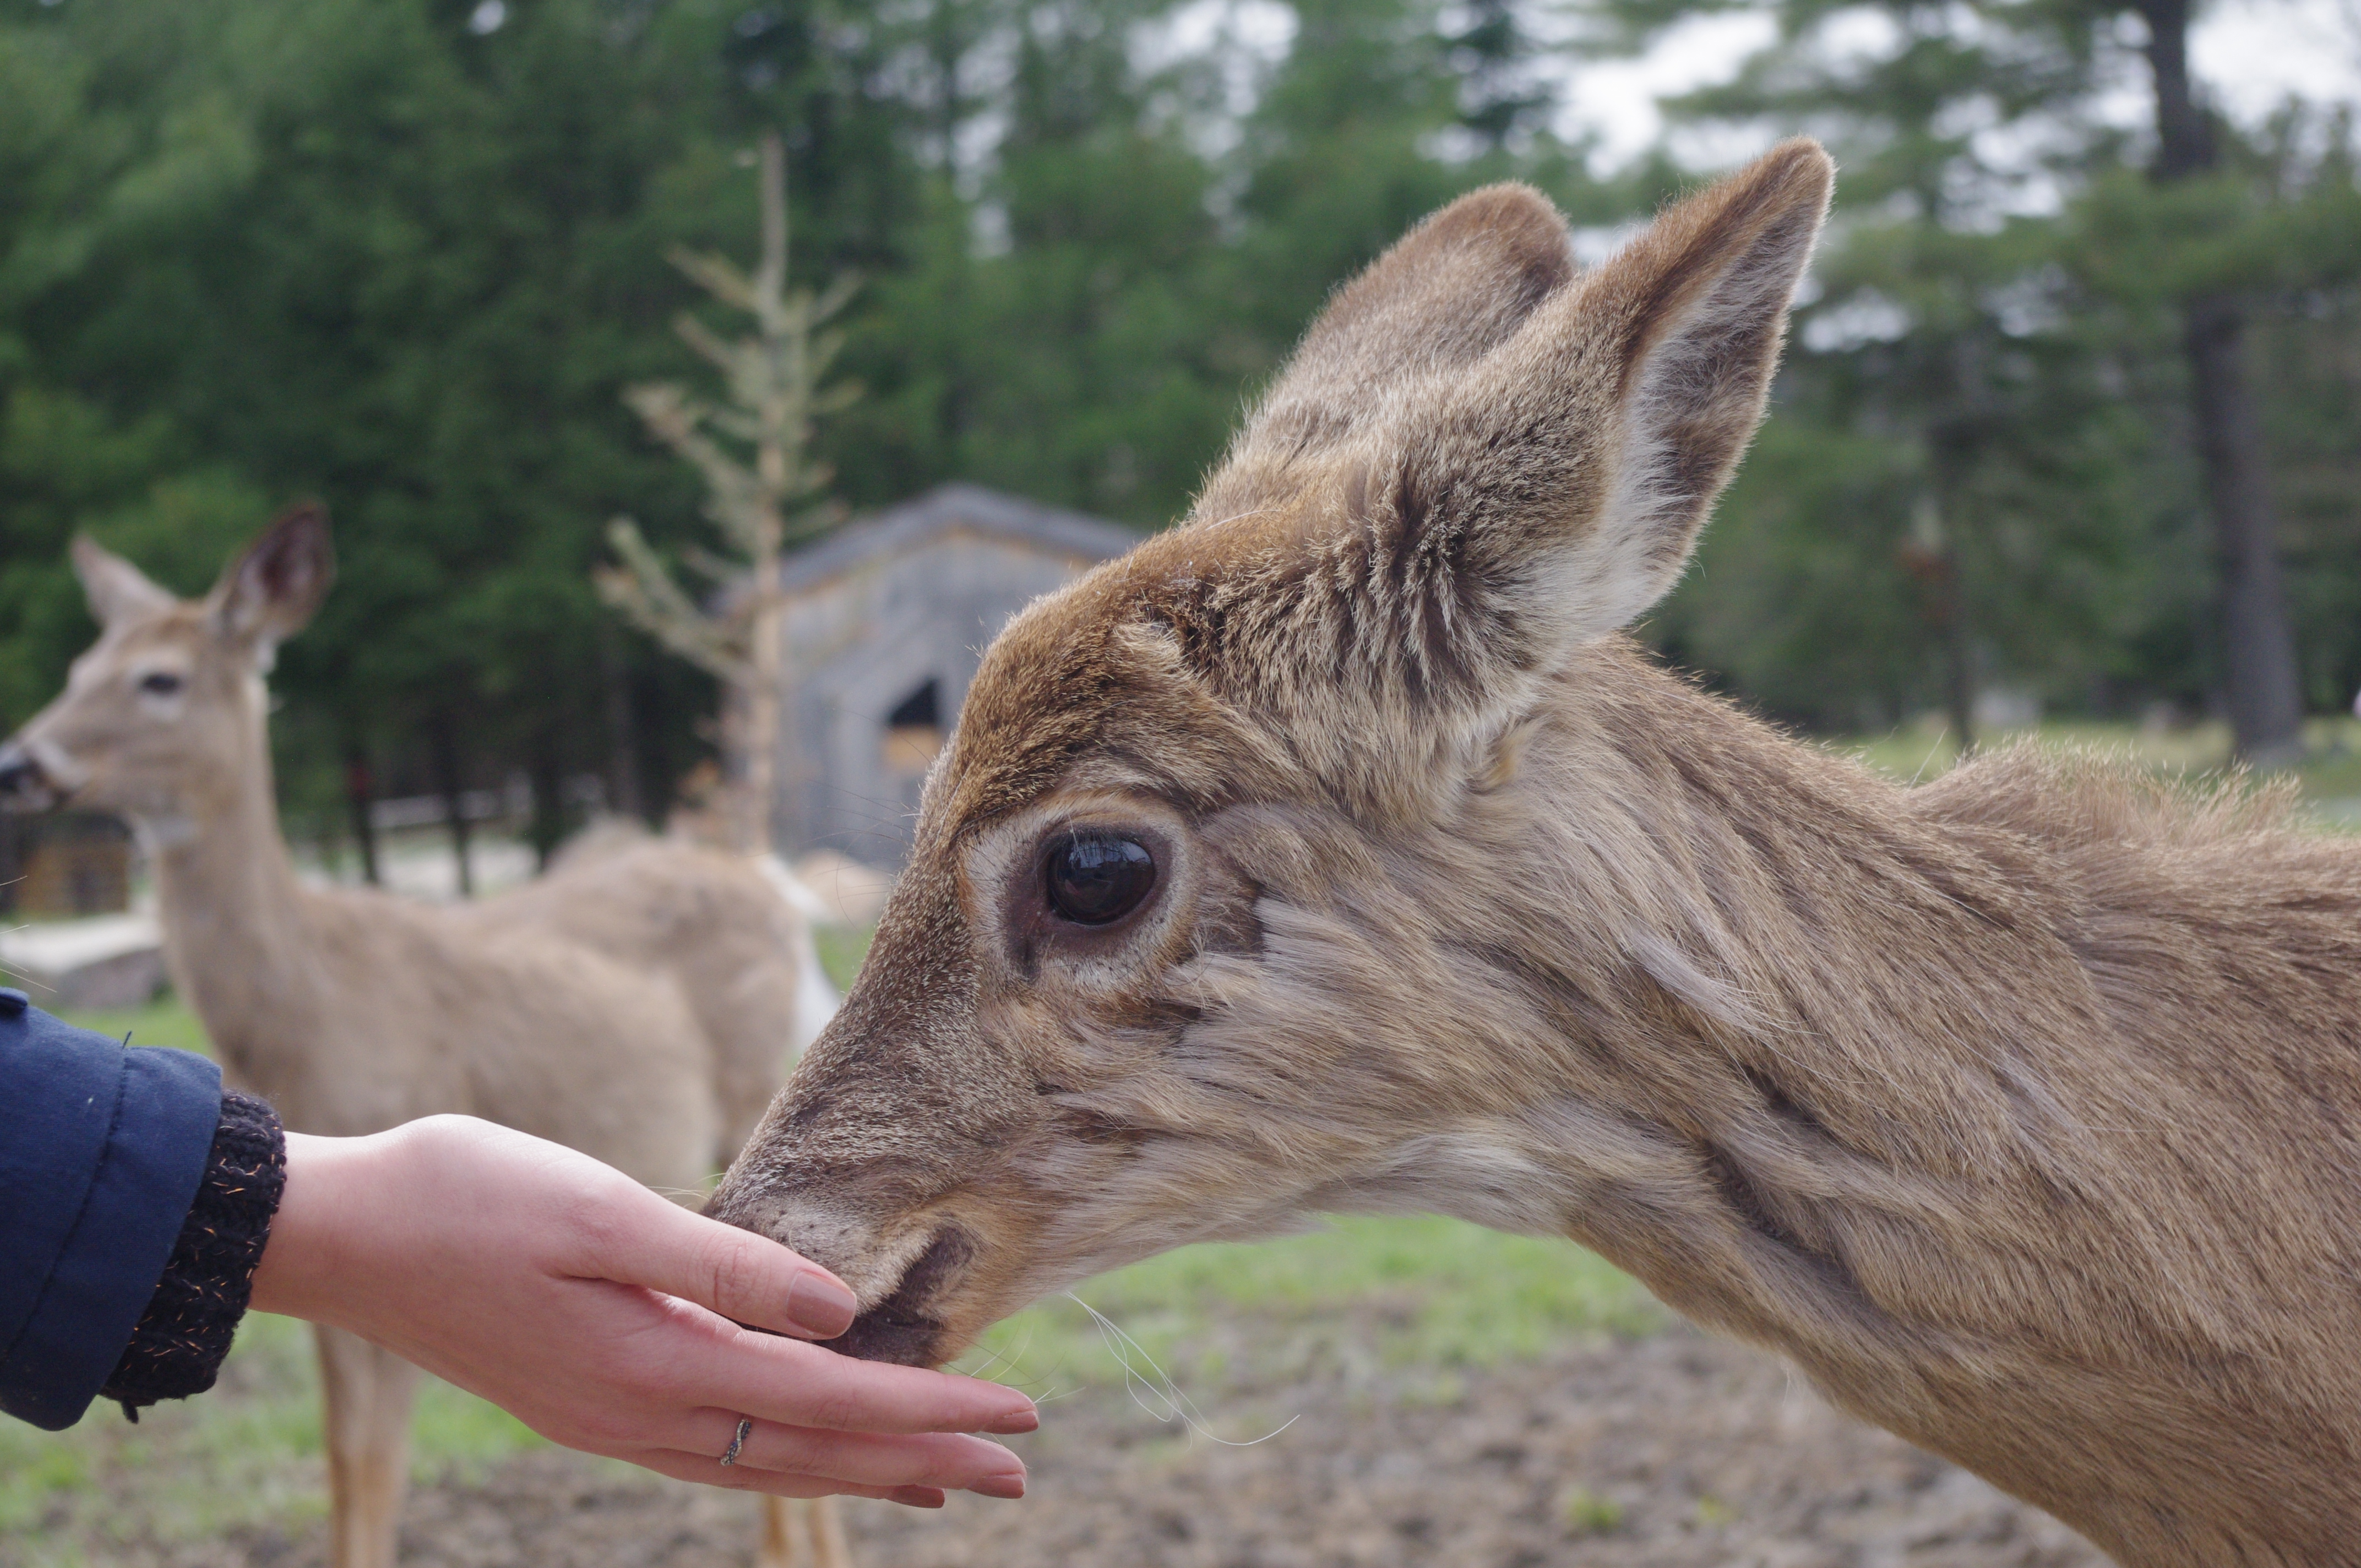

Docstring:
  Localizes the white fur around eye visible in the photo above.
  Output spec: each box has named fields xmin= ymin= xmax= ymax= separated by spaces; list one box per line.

xmin=134 ymin=667 xmax=191 ymax=712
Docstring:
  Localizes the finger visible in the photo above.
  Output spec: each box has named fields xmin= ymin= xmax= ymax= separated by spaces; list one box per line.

xmin=632 ymin=1449 xmax=946 ymax=1507
xmin=584 ymin=1195 xmax=859 ymax=1341
xmin=681 ymin=1333 xmax=1040 ymax=1436
xmin=674 ymin=1411 xmax=1026 ymax=1494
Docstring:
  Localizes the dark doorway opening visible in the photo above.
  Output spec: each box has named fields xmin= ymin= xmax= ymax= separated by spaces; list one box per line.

xmin=884 ymin=678 xmax=945 ymax=774
xmin=886 ymin=679 xmax=940 ymax=731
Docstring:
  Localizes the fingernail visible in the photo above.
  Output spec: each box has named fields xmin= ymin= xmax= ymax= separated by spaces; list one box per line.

xmin=786 ymin=1274 xmax=858 ymax=1338
xmin=983 ymin=1404 xmax=1039 ymax=1435
xmin=971 ymin=1473 xmax=1026 ymax=1500
xmin=890 ymin=1487 xmax=946 ymax=1509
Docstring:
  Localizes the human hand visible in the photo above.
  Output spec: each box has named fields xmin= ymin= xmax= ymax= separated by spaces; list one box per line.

xmin=248 ymin=1114 xmax=1035 ymax=1506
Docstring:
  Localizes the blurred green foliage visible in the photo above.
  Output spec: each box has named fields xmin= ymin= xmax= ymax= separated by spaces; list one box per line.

xmin=0 ymin=0 xmax=2355 ymax=829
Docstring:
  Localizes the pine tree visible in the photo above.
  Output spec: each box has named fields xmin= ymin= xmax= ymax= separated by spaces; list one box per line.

xmin=596 ymin=132 xmax=856 ymax=856
xmin=1610 ymin=0 xmax=2353 ymax=754
xmin=2131 ymin=0 xmax=2305 ymax=762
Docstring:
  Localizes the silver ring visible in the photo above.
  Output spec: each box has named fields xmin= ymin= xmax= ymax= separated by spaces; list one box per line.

xmin=719 ymin=1417 xmax=753 ymax=1467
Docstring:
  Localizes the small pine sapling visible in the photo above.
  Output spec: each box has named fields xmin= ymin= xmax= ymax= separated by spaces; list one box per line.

xmin=597 ymin=131 xmax=858 ymax=856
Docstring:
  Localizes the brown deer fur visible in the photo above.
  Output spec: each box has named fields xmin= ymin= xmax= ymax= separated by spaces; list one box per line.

xmin=709 ymin=140 xmax=2361 ymax=1566
xmin=1 ymin=510 xmax=842 ymax=1568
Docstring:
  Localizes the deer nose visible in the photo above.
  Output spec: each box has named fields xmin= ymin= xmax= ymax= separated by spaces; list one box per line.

xmin=814 ymin=1225 xmax=976 ymax=1368
xmin=0 ymin=741 xmax=50 ymax=806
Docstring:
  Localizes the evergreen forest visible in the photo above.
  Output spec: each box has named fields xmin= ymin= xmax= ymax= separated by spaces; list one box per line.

xmin=3 ymin=0 xmax=2357 ymax=850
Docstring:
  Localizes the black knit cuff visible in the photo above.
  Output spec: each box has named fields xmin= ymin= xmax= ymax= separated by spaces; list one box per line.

xmin=101 ymin=1090 xmax=287 ymax=1419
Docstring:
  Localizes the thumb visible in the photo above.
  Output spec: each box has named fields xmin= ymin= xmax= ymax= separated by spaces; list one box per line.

xmin=589 ymin=1193 xmax=860 ymax=1341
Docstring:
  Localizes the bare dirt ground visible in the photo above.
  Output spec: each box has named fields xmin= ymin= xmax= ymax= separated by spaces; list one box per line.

xmin=111 ymin=1329 xmax=2102 ymax=1568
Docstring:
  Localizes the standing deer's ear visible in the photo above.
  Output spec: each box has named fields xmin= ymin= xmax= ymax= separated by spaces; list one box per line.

xmin=209 ymin=503 xmax=336 ymax=659
xmin=1407 ymin=140 xmax=1834 ymax=661
xmin=71 ymin=538 xmax=178 ymax=629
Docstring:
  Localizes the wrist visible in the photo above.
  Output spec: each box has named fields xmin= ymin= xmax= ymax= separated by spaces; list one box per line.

xmin=247 ymin=1130 xmax=377 ymax=1324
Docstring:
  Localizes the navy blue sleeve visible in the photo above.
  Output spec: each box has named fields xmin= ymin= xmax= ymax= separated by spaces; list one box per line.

xmin=0 ymin=989 xmax=221 ymax=1430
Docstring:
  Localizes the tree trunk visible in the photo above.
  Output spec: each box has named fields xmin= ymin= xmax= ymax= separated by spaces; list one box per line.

xmin=526 ymin=724 xmax=566 ymax=872
xmin=2184 ymin=294 xmax=2305 ymax=763
xmin=739 ymin=130 xmax=789 ymax=864
xmin=0 ymin=817 xmax=21 ymax=916
xmin=342 ymin=744 xmax=380 ymax=886
xmin=741 ymin=597 xmax=782 ymax=861
xmin=728 ymin=665 xmax=774 ymax=861
xmin=431 ymin=712 xmax=474 ymax=899
xmin=2138 ymin=0 xmax=2306 ymax=764
xmin=599 ymin=622 xmax=645 ymax=825
xmin=1903 ymin=495 xmax=1975 ymax=758
xmin=1939 ymin=555 xmax=1976 ymax=760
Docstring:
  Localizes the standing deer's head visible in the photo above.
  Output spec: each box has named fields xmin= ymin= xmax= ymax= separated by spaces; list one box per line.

xmin=0 ymin=508 xmax=334 ymax=830
xmin=710 ymin=143 xmax=1835 ymax=1365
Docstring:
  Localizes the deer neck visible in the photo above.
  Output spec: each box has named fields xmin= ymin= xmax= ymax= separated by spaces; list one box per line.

xmin=1366 ymin=653 xmax=2116 ymax=1357
xmin=143 ymin=678 xmax=328 ymax=1093
xmin=1417 ymin=656 xmax=2361 ymax=1560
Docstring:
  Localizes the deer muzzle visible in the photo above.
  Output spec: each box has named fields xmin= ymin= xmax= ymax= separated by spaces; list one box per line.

xmin=810 ymin=1224 xmax=977 ymax=1366
xmin=0 ymin=738 xmax=66 ymax=812
xmin=705 ymin=1167 xmax=987 ymax=1368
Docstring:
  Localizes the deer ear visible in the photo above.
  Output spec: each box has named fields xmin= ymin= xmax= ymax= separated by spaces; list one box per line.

xmin=71 ymin=537 xmax=177 ymax=628
xmin=210 ymin=503 xmax=335 ymax=655
xmin=1198 ymin=184 xmax=1576 ymax=517
xmin=1405 ymin=139 xmax=1832 ymax=661
xmin=1129 ymin=146 xmax=1831 ymax=803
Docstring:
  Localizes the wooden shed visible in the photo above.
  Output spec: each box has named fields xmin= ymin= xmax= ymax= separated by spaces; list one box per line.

xmin=0 ymin=813 xmax=134 ymax=919
xmin=769 ymin=484 xmax=1140 ymax=863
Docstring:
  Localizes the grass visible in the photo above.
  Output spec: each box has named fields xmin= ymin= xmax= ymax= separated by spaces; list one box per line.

xmin=954 ymin=1218 xmax=1657 ymax=1422
xmin=0 ymin=1313 xmax=542 ymax=1566
xmin=810 ymin=922 xmax=876 ymax=992
xmin=47 ymin=995 xmax=210 ymax=1056
xmin=1835 ymin=713 xmax=2361 ymax=829
xmin=1561 ymin=1485 xmax=1625 ymax=1534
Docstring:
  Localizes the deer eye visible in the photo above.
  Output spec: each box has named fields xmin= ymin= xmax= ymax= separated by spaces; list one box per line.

xmin=1043 ymin=835 xmax=1156 ymax=926
xmin=138 ymin=671 xmax=184 ymax=696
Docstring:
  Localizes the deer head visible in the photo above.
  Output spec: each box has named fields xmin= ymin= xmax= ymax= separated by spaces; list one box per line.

xmin=709 ymin=143 xmax=1835 ymax=1366
xmin=0 ymin=507 xmax=335 ymax=829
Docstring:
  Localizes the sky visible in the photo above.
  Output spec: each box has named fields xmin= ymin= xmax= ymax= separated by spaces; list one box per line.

xmin=1164 ymin=0 xmax=2361 ymax=177
xmin=1552 ymin=0 xmax=2361 ymax=168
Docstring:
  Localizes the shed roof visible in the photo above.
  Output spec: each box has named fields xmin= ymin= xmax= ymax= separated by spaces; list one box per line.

xmin=778 ymin=484 xmax=1144 ymax=599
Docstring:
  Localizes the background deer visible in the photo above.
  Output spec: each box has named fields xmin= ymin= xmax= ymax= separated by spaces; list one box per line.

xmin=0 ymin=508 xmax=850 ymax=1568
xmin=708 ymin=140 xmax=2361 ymax=1567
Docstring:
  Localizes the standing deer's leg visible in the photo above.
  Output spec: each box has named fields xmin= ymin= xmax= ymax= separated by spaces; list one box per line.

xmin=758 ymin=1496 xmax=798 ymax=1567
xmin=755 ymin=1498 xmax=854 ymax=1568
xmin=315 ymin=1324 xmax=422 ymax=1568
xmin=758 ymin=1495 xmax=797 ymax=1567
xmin=809 ymin=1496 xmax=853 ymax=1568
